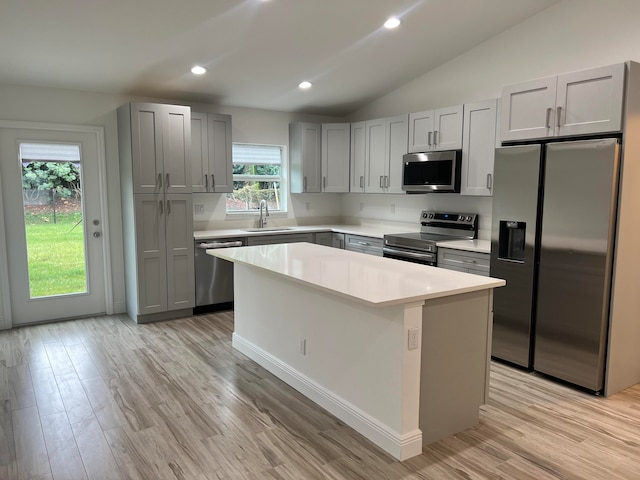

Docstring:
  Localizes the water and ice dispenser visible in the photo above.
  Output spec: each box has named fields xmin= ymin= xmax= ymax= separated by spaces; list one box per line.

xmin=498 ymin=221 xmax=526 ymax=262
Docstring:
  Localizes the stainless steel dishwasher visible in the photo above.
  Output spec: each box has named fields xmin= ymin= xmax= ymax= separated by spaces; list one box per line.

xmin=194 ymin=238 xmax=244 ymax=312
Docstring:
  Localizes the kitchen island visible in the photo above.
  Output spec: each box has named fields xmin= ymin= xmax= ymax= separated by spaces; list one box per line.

xmin=208 ymin=243 xmax=505 ymax=461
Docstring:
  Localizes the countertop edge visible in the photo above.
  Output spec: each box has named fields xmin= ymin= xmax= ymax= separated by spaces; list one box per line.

xmin=208 ymin=245 xmax=505 ymax=308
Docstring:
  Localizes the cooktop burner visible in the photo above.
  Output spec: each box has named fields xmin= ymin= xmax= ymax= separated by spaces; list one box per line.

xmin=383 ymin=210 xmax=478 ymax=252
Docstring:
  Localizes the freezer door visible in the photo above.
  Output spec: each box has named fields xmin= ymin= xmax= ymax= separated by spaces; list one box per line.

xmin=490 ymin=145 xmax=541 ymax=368
xmin=535 ymin=139 xmax=619 ymax=392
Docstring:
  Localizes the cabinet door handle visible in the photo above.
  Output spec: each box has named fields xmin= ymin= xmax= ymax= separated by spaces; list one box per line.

xmin=303 ymin=176 xmax=307 ymax=192
xmin=428 ymin=131 xmax=432 ymax=146
xmin=167 ymin=199 xmax=171 ymax=214
xmin=211 ymin=174 xmax=215 ymax=190
xmin=360 ymin=175 xmax=364 ymax=189
xmin=166 ymin=173 xmax=170 ymax=189
xmin=487 ymin=173 xmax=492 ymax=190
xmin=158 ymin=173 xmax=162 ymax=189
xmin=433 ymin=130 xmax=438 ymax=146
xmin=204 ymin=174 xmax=208 ymax=191
xmin=557 ymin=106 xmax=562 ymax=129
xmin=379 ymin=176 xmax=384 ymax=188
xmin=385 ymin=176 xmax=389 ymax=188
xmin=159 ymin=200 xmax=163 ymax=214
xmin=323 ymin=176 xmax=326 ymax=190
xmin=546 ymin=107 xmax=552 ymax=128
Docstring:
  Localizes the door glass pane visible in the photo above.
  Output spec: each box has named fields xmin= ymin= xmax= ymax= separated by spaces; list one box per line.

xmin=19 ymin=142 xmax=87 ymax=298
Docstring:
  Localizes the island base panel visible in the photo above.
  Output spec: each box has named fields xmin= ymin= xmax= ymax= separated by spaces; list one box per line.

xmin=231 ymin=264 xmax=423 ymax=461
xmin=419 ymin=290 xmax=492 ymax=445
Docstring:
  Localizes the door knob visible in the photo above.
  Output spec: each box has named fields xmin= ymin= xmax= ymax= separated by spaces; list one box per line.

xmin=93 ymin=231 xmax=101 ymax=238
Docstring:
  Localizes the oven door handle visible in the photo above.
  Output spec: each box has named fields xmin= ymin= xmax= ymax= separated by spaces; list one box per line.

xmin=383 ymin=247 xmax=436 ymax=262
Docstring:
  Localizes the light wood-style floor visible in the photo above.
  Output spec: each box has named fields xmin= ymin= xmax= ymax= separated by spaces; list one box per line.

xmin=1 ymin=311 xmax=639 ymax=479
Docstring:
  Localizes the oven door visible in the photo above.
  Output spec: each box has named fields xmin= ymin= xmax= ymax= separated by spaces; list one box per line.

xmin=383 ymin=247 xmax=436 ymax=266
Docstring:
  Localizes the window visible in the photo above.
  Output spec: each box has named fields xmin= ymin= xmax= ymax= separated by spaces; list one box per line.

xmin=226 ymin=143 xmax=286 ymax=213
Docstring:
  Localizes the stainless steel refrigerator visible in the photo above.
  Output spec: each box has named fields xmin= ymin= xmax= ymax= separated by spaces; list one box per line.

xmin=490 ymin=138 xmax=620 ymax=393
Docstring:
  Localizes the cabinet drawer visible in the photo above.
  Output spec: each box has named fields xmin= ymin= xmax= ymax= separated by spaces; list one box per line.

xmin=438 ymin=248 xmax=490 ymax=276
xmin=344 ymin=234 xmax=383 ymax=256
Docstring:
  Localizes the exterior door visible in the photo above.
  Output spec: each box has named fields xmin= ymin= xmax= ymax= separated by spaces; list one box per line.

xmin=0 ymin=127 xmax=107 ymax=325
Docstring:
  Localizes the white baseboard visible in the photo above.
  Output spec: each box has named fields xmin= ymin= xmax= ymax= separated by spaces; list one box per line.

xmin=232 ymin=333 xmax=422 ymax=461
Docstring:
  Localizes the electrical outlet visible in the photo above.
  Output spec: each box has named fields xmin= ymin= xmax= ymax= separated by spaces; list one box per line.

xmin=299 ymin=337 xmax=306 ymax=355
xmin=194 ymin=204 xmax=205 ymax=215
xmin=408 ymin=328 xmax=419 ymax=350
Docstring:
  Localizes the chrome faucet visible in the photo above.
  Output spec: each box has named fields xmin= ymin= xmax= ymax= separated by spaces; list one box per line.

xmin=258 ymin=199 xmax=269 ymax=228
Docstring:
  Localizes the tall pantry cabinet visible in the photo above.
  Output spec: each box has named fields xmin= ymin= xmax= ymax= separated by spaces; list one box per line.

xmin=118 ymin=102 xmax=195 ymax=323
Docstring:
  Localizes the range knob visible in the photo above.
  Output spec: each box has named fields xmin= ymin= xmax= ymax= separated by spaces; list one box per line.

xmin=429 ymin=213 xmax=434 ymax=219
xmin=422 ymin=212 xmax=428 ymax=218
xmin=458 ymin=215 xmax=464 ymax=221
xmin=466 ymin=216 xmax=473 ymax=222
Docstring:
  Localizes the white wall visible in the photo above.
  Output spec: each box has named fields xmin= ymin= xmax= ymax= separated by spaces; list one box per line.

xmin=0 ymin=84 xmax=340 ymax=320
xmin=343 ymin=0 xmax=640 ymax=233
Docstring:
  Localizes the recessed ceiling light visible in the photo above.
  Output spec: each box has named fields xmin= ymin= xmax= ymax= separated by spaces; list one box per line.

xmin=384 ymin=17 xmax=401 ymax=29
xmin=298 ymin=81 xmax=312 ymax=90
xmin=191 ymin=65 xmax=207 ymax=75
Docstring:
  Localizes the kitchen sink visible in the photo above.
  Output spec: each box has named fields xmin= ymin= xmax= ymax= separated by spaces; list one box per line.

xmin=243 ymin=227 xmax=293 ymax=232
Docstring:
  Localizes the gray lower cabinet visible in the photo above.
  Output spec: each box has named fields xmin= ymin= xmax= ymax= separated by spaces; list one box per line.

xmin=344 ymin=234 xmax=383 ymax=256
xmin=437 ymin=248 xmax=490 ymax=276
xmin=247 ymin=233 xmax=314 ymax=246
xmin=315 ymin=232 xmax=345 ymax=249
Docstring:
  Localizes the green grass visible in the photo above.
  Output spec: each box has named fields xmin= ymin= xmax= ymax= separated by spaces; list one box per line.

xmin=24 ymin=212 xmax=87 ymax=297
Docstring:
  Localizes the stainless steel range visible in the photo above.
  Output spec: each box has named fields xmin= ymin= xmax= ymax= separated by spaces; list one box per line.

xmin=383 ymin=211 xmax=478 ymax=266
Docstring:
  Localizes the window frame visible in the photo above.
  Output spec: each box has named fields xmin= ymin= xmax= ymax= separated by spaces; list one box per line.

xmin=225 ymin=142 xmax=288 ymax=216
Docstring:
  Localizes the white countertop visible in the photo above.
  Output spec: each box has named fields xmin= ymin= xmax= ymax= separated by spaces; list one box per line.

xmin=194 ymin=224 xmax=413 ymax=241
xmin=436 ymin=239 xmax=491 ymax=254
xmin=208 ymin=243 xmax=504 ymax=308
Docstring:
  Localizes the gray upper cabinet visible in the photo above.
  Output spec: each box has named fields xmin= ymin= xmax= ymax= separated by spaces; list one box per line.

xmin=501 ymin=63 xmax=625 ymax=142
xmin=125 ymin=102 xmax=191 ymax=194
xmin=461 ymin=99 xmax=498 ymax=197
xmin=365 ymin=115 xmax=408 ymax=194
xmin=191 ymin=112 xmax=232 ymax=193
xmin=290 ymin=122 xmax=322 ymax=193
xmin=408 ymin=105 xmax=463 ymax=153
xmin=350 ymin=121 xmax=366 ymax=192
xmin=321 ymin=123 xmax=350 ymax=193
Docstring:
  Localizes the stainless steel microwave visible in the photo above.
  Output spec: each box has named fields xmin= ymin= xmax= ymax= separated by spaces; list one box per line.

xmin=401 ymin=150 xmax=462 ymax=193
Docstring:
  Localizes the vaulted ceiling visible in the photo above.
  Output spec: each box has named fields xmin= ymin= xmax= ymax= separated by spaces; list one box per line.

xmin=0 ymin=0 xmax=560 ymax=116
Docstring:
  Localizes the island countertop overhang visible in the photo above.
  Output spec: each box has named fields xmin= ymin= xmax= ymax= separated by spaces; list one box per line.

xmin=207 ymin=243 xmax=505 ymax=308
